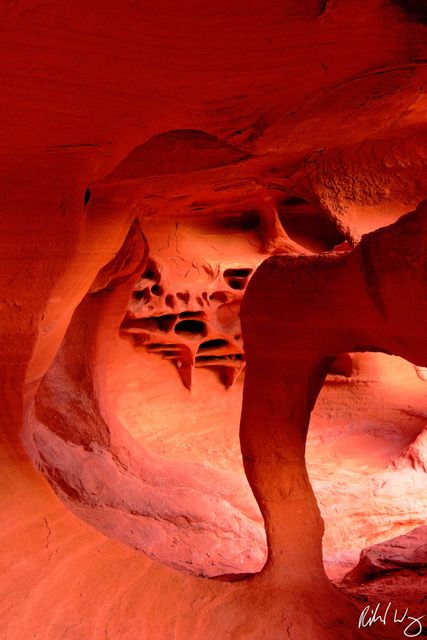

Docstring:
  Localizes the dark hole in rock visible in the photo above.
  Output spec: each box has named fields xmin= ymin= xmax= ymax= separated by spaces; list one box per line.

xmin=156 ymin=314 xmax=177 ymax=332
xmin=209 ymin=291 xmax=229 ymax=303
xmin=133 ymin=288 xmax=149 ymax=301
xmin=147 ymin=343 xmax=180 ymax=351
xmin=228 ymin=353 xmax=243 ymax=360
xmin=124 ymin=316 xmax=176 ymax=333
xmin=174 ymin=319 xmax=207 ymax=338
xmin=176 ymin=292 xmax=190 ymax=304
xmin=142 ymin=259 xmax=161 ymax=282
xmin=224 ymin=268 xmax=253 ymax=278
xmin=227 ymin=279 xmax=246 ymax=290
xmin=151 ymin=284 xmax=164 ymax=296
xmin=84 ymin=188 xmax=91 ymax=206
xmin=277 ymin=197 xmax=346 ymax=252
xmin=279 ymin=196 xmax=304 ymax=206
xmin=198 ymin=339 xmax=229 ymax=351
xmin=224 ymin=268 xmax=253 ymax=291
xmin=165 ymin=294 xmax=175 ymax=308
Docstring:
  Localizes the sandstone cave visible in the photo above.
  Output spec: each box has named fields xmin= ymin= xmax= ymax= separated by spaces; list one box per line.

xmin=1 ymin=2 xmax=426 ymax=639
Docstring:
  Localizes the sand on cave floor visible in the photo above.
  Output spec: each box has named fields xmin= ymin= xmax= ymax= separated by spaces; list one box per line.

xmin=106 ymin=339 xmax=427 ymax=585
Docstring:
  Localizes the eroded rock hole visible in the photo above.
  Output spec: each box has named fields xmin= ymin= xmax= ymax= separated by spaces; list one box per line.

xmin=198 ymin=339 xmax=230 ymax=352
xmin=174 ymin=319 xmax=207 ymax=338
xmin=142 ymin=259 xmax=161 ymax=282
xmin=277 ymin=197 xmax=346 ymax=252
xmin=151 ymin=284 xmax=164 ymax=296
xmin=121 ymin=252 xmax=248 ymax=390
xmin=132 ymin=287 xmax=150 ymax=302
xmin=224 ymin=268 xmax=253 ymax=290
xmin=176 ymin=292 xmax=190 ymax=304
xmin=306 ymin=352 xmax=427 ymax=587
xmin=156 ymin=314 xmax=176 ymax=331
xmin=165 ymin=294 xmax=175 ymax=308
xmin=209 ymin=291 xmax=229 ymax=303
xmin=122 ymin=314 xmax=176 ymax=333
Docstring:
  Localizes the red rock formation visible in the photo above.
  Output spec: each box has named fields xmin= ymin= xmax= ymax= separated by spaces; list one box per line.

xmin=240 ymin=203 xmax=427 ymax=582
xmin=343 ymin=525 xmax=427 ymax=584
xmin=1 ymin=1 xmax=427 ymax=638
xmin=29 ymin=221 xmax=266 ymax=577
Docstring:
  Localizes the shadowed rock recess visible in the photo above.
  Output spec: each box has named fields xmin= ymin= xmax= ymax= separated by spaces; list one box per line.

xmin=1 ymin=1 xmax=427 ymax=638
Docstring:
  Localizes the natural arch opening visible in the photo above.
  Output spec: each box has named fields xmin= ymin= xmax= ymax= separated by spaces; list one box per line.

xmin=29 ymin=216 xmax=268 ymax=579
xmin=306 ymin=352 xmax=427 ymax=587
xmin=107 ymin=333 xmax=427 ymax=591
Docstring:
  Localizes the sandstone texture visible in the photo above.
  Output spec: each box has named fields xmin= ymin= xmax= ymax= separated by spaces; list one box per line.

xmin=1 ymin=1 xmax=427 ymax=639
xmin=344 ymin=525 xmax=427 ymax=584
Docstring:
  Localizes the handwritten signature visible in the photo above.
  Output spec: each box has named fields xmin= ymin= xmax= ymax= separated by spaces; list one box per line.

xmin=358 ymin=602 xmax=425 ymax=637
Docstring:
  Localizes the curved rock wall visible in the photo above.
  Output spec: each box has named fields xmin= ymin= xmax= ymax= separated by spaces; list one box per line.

xmin=1 ymin=1 xmax=427 ymax=638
